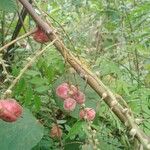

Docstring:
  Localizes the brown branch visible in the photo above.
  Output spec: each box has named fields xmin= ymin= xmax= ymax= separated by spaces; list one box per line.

xmin=18 ymin=0 xmax=150 ymax=149
xmin=18 ymin=0 xmax=52 ymax=34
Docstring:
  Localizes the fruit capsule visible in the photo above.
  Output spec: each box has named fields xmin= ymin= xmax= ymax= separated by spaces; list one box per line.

xmin=0 ymin=99 xmax=23 ymax=122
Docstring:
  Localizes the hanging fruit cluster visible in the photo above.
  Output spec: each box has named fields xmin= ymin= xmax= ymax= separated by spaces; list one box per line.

xmin=56 ymin=83 xmax=96 ymax=121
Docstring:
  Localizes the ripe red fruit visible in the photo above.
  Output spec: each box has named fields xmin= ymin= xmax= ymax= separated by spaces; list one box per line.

xmin=33 ymin=27 xmax=49 ymax=43
xmin=50 ymin=124 xmax=62 ymax=138
xmin=56 ymin=83 xmax=78 ymax=100
xmin=63 ymin=98 xmax=76 ymax=111
xmin=73 ymin=91 xmax=85 ymax=104
xmin=79 ymin=108 xmax=96 ymax=121
xmin=56 ymin=83 xmax=70 ymax=99
xmin=0 ymin=99 xmax=23 ymax=122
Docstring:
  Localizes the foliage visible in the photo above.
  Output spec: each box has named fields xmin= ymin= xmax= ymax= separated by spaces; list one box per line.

xmin=0 ymin=0 xmax=16 ymax=12
xmin=0 ymin=109 xmax=44 ymax=150
xmin=0 ymin=0 xmax=150 ymax=150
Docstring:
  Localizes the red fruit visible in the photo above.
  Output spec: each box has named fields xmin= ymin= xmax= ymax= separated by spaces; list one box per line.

xmin=56 ymin=83 xmax=78 ymax=100
xmin=33 ymin=27 xmax=49 ymax=43
xmin=50 ymin=124 xmax=62 ymax=138
xmin=0 ymin=99 xmax=23 ymax=122
xmin=56 ymin=83 xmax=70 ymax=99
xmin=63 ymin=98 xmax=76 ymax=111
xmin=73 ymin=91 xmax=85 ymax=104
xmin=79 ymin=108 xmax=96 ymax=121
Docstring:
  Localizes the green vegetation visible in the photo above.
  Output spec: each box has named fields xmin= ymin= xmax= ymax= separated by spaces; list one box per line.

xmin=0 ymin=0 xmax=150 ymax=149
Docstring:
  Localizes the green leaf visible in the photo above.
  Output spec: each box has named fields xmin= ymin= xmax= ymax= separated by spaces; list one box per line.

xmin=64 ymin=141 xmax=81 ymax=150
xmin=0 ymin=108 xmax=44 ymax=150
xmin=24 ymin=87 xmax=33 ymax=105
xmin=0 ymin=0 xmax=17 ymax=12
xmin=35 ymin=85 xmax=50 ymax=93
xmin=25 ymin=70 xmax=40 ymax=76
xmin=29 ymin=77 xmax=48 ymax=85
xmin=14 ymin=79 xmax=26 ymax=95
xmin=65 ymin=120 xmax=85 ymax=140
xmin=34 ymin=95 xmax=41 ymax=111
xmin=32 ymin=138 xmax=53 ymax=150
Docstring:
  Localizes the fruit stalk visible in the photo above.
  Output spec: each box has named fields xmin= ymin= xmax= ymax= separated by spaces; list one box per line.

xmin=2 ymin=39 xmax=57 ymax=99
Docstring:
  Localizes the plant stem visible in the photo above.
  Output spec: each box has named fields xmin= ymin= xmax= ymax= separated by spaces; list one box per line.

xmin=2 ymin=39 xmax=57 ymax=99
xmin=0 ymin=30 xmax=35 ymax=53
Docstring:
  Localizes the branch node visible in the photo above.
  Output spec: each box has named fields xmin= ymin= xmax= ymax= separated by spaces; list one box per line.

xmin=129 ymin=128 xmax=137 ymax=137
xmin=26 ymin=57 xmax=32 ymax=61
xmin=102 ymin=92 xmax=107 ymax=99
xmin=125 ymin=121 xmax=129 ymax=127
xmin=147 ymin=144 xmax=150 ymax=149
xmin=95 ymin=71 xmax=100 ymax=76
xmin=69 ymin=67 xmax=76 ymax=74
xmin=110 ymin=100 xmax=118 ymax=108
xmin=3 ymin=89 xmax=12 ymax=98
xmin=80 ymin=72 xmax=88 ymax=80
xmin=81 ymin=103 xmax=85 ymax=108
xmin=135 ymin=118 xmax=143 ymax=125
xmin=122 ymin=108 xmax=128 ymax=114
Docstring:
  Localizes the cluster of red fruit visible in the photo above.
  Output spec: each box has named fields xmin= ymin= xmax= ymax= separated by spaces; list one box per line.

xmin=56 ymin=83 xmax=96 ymax=121
xmin=0 ymin=99 xmax=22 ymax=122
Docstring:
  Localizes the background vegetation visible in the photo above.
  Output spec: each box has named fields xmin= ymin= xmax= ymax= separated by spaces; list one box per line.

xmin=0 ymin=0 xmax=150 ymax=149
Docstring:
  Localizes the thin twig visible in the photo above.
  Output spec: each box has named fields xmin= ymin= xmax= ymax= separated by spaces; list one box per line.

xmin=2 ymin=39 xmax=57 ymax=98
xmin=0 ymin=29 xmax=36 ymax=53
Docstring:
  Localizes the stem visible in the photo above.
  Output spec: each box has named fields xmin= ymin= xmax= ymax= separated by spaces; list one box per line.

xmin=2 ymin=39 xmax=57 ymax=98
xmin=0 ymin=30 xmax=35 ymax=53
xmin=0 ymin=59 xmax=9 ymax=78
